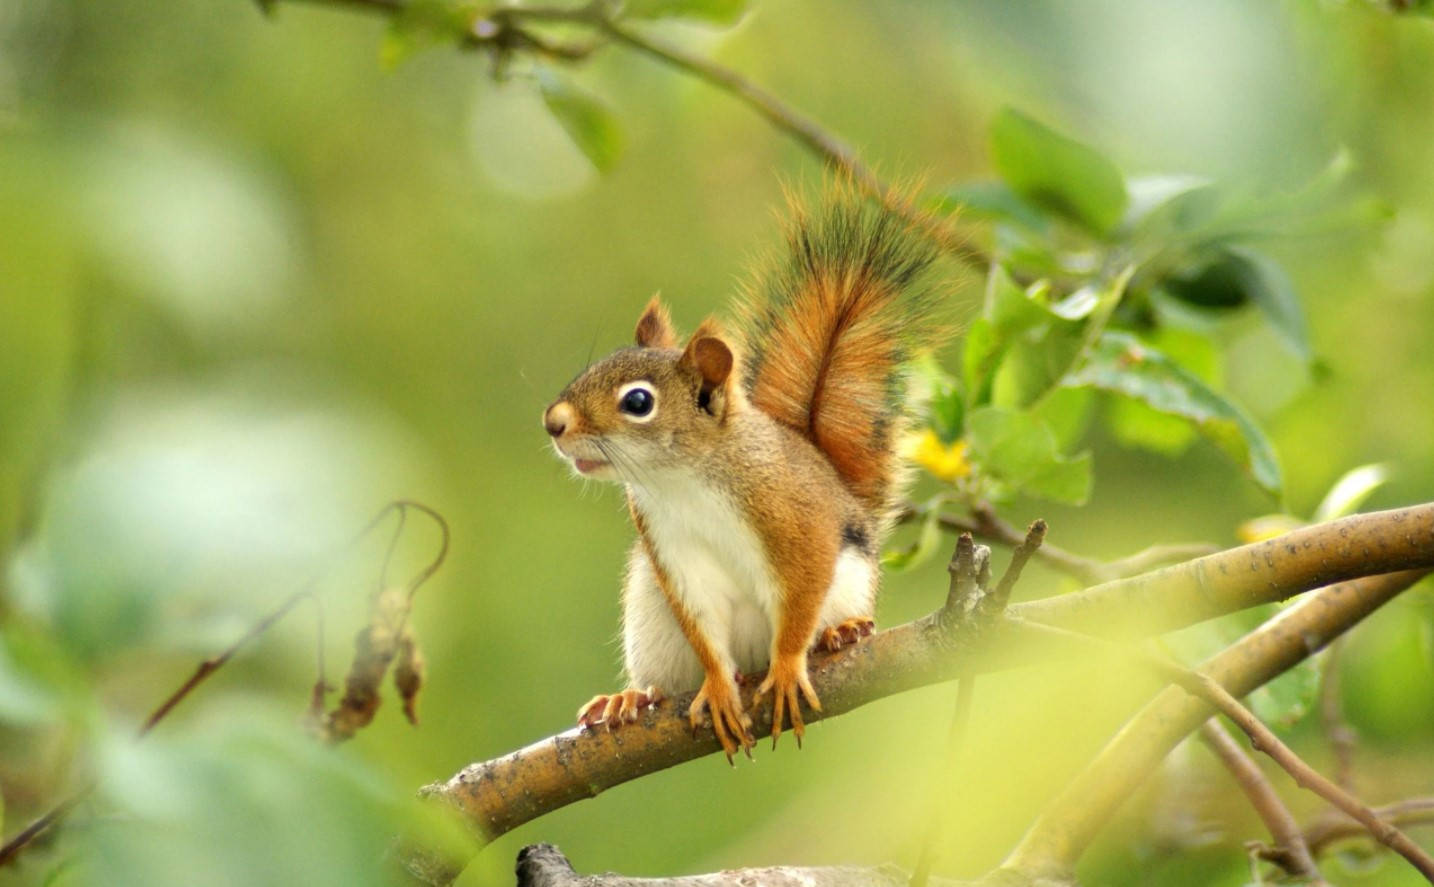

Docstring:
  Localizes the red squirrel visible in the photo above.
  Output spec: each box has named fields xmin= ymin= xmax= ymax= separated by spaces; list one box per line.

xmin=543 ymin=195 xmax=943 ymax=760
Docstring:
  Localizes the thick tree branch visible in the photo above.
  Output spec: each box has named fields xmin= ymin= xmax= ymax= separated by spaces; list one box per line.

xmin=1008 ymin=617 xmax=1434 ymax=880
xmin=410 ymin=506 xmax=1434 ymax=884
xmin=1013 ymin=504 xmax=1434 ymax=637
xmin=513 ymin=843 xmax=967 ymax=887
xmin=1010 ymin=617 xmax=1434 ymax=879
xmin=998 ymin=568 xmax=1430 ymax=882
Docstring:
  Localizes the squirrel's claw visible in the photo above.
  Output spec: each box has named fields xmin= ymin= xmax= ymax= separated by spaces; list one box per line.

xmin=817 ymin=618 xmax=875 ymax=653
xmin=753 ymin=655 xmax=822 ymax=749
xmin=689 ymin=675 xmax=754 ymax=763
xmin=576 ymin=686 xmax=662 ymax=730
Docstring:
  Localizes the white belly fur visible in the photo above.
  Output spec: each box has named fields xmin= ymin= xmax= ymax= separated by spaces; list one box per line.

xmin=623 ymin=471 xmax=878 ymax=691
xmin=631 ymin=472 xmax=780 ymax=678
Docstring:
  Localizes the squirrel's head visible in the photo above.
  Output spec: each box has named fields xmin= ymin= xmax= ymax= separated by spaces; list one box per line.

xmin=544 ymin=297 xmax=739 ymax=484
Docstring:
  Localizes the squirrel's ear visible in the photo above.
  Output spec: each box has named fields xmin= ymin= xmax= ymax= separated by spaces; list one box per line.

xmin=635 ymin=296 xmax=678 ymax=349
xmin=680 ymin=322 xmax=735 ymax=417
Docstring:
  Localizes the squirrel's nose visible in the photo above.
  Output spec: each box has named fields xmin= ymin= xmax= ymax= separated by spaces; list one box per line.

xmin=544 ymin=402 xmax=574 ymax=438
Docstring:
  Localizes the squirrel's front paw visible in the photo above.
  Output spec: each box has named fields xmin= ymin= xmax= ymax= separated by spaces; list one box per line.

xmin=752 ymin=653 xmax=821 ymax=749
xmin=690 ymin=674 xmax=754 ymax=763
xmin=577 ymin=686 xmax=662 ymax=730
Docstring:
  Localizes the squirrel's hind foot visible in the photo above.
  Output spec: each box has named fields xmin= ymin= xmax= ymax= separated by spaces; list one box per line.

xmin=817 ymin=618 xmax=875 ymax=653
xmin=577 ymin=686 xmax=662 ymax=730
xmin=752 ymin=654 xmax=822 ymax=749
xmin=690 ymin=674 xmax=754 ymax=763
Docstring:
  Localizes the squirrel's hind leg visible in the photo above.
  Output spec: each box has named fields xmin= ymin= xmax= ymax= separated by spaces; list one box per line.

xmin=817 ymin=617 xmax=875 ymax=653
xmin=814 ymin=549 xmax=878 ymax=653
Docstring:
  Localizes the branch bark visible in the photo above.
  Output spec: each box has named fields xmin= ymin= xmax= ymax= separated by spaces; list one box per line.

xmin=513 ymin=843 xmax=969 ymax=887
xmin=897 ymin=503 xmax=1218 ymax=586
xmin=1198 ymin=720 xmax=1325 ymax=884
xmin=411 ymin=506 xmax=1434 ymax=883
xmin=998 ymin=568 xmax=1430 ymax=882
xmin=275 ymin=0 xmax=989 ymax=270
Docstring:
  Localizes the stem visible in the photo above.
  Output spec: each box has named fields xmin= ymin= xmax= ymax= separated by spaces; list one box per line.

xmin=999 ymin=569 xmax=1430 ymax=880
xmin=1198 ymin=719 xmax=1325 ymax=883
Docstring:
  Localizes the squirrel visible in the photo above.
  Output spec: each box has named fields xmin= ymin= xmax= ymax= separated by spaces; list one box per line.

xmin=543 ymin=194 xmax=943 ymax=760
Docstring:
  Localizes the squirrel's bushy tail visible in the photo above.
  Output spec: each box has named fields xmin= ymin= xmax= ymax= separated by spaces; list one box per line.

xmin=738 ymin=194 xmax=943 ymax=512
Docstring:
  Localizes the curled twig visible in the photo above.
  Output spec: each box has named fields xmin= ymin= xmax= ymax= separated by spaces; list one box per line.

xmin=0 ymin=499 xmax=450 ymax=867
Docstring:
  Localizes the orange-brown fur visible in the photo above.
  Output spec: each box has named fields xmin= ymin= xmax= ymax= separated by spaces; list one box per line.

xmin=738 ymin=196 xmax=941 ymax=512
xmin=545 ymin=195 xmax=942 ymax=755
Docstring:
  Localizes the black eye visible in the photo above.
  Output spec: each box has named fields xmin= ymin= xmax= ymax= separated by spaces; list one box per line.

xmin=620 ymin=387 xmax=654 ymax=417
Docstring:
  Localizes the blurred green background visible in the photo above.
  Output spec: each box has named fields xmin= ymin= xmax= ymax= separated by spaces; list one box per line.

xmin=3 ymin=1 xmax=1434 ymax=884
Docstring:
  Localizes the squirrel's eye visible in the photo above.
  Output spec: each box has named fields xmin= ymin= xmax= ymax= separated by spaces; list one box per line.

xmin=618 ymin=385 xmax=655 ymax=419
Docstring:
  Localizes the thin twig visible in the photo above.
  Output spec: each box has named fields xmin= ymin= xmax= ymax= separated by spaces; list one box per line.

xmin=1303 ymin=798 xmax=1434 ymax=856
xmin=999 ymin=568 xmax=1429 ymax=881
xmin=1198 ymin=719 xmax=1326 ymax=884
xmin=989 ymin=520 xmax=1046 ymax=612
xmin=897 ymin=503 xmax=1216 ymax=587
xmin=1318 ymin=636 xmax=1358 ymax=792
xmin=0 ymin=499 xmax=450 ymax=869
xmin=591 ymin=16 xmax=985 ymax=268
xmin=274 ymin=0 xmax=990 ymax=269
xmin=1009 ymin=618 xmax=1434 ymax=881
xmin=913 ymin=535 xmax=993 ymax=887
xmin=910 ymin=677 xmax=975 ymax=887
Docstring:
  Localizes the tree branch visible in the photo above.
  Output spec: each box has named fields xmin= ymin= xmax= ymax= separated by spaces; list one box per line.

xmin=998 ymin=567 xmax=1430 ymax=882
xmin=1302 ymin=798 xmax=1434 ymax=856
xmin=0 ymin=500 xmax=450 ymax=869
xmin=270 ymin=0 xmax=989 ymax=269
xmin=1008 ymin=617 xmax=1434 ymax=879
xmin=513 ymin=843 xmax=967 ymax=887
xmin=411 ymin=506 xmax=1434 ymax=884
xmin=1198 ymin=720 xmax=1325 ymax=884
xmin=898 ymin=503 xmax=1217 ymax=586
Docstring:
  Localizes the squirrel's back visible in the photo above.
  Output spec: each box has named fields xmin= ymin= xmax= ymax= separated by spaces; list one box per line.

xmin=737 ymin=195 xmax=942 ymax=513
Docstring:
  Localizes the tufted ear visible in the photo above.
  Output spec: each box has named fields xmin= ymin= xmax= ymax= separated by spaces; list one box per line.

xmin=634 ymin=296 xmax=678 ymax=349
xmin=679 ymin=319 xmax=735 ymax=418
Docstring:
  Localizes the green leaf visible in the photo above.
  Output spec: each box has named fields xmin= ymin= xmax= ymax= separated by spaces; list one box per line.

xmin=1161 ymin=252 xmax=1250 ymax=309
xmin=930 ymin=181 xmax=1050 ymax=233
xmin=1163 ymin=247 xmax=1310 ymax=361
xmin=536 ymin=69 xmax=625 ymax=173
xmin=1249 ymin=655 xmax=1321 ymax=730
xmin=0 ymin=640 xmax=58 ymax=726
xmin=990 ymin=108 xmax=1128 ymax=237
xmin=1313 ymin=463 xmax=1390 ymax=523
xmin=1122 ymin=174 xmax=1217 ymax=237
xmin=965 ymin=406 xmax=1092 ymax=505
xmin=1235 ymin=249 xmax=1311 ymax=363
xmin=962 ymin=317 xmax=1000 ymax=409
xmin=379 ymin=1 xmax=467 ymax=70
xmin=1065 ymin=331 xmax=1282 ymax=496
xmin=1107 ymin=397 xmax=1197 ymax=456
xmin=974 ymin=266 xmax=1131 ymax=411
xmin=882 ymin=496 xmax=947 ymax=572
xmin=1029 ymin=386 xmax=1093 ymax=450
xmin=622 ymin=0 xmax=749 ymax=24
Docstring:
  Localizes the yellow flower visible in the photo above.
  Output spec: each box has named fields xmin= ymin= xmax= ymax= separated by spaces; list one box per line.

xmin=908 ymin=428 xmax=971 ymax=482
xmin=1235 ymin=514 xmax=1306 ymax=544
